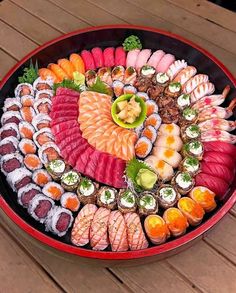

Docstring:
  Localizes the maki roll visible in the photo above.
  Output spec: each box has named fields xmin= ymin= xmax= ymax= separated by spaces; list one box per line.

xmin=117 ymin=189 xmax=137 ymax=213
xmin=123 ymin=84 xmax=137 ymax=95
xmin=45 ymin=206 xmax=73 ymax=237
xmin=112 ymin=80 xmax=124 ymax=97
xmin=189 ymin=186 xmax=217 ymax=213
xmin=46 ymin=159 xmax=67 ymax=180
xmin=32 ymin=114 xmax=51 ymax=131
xmin=17 ymin=183 xmax=41 ymax=208
xmin=60 ymin=192 xmax=80 ymax=212
xmin=144 ymin=113 xmax=162 ymax=129
xmin=85 ymin=70 xmax=97 ymax=86
xmin=0 ymin=123 xmax=20 ymax=140
xmin=111 ymin=65 xmax=125 ymax=81
xmin=182 ymin=140 xmax=204 ymax=160
xmin=172 ymin=171 xmax=195 ymax=195
xmin=77 ymin=177 xmax=98 ymax=204
xmin=156 ymin=184 xmax=180 ymax=209
xmin=144 ymin=215 xmax=170 ymax=245
xmin=20 ymin=95 xmax=34 ymax=107
xmin=177 ymin=94 xmax=191 ymax=110
xmin=181 ymin=124 xmax=201 ymax=141
xmin=124 ymin=66 xmax=137 ymax=85
xmin=136 ymin=92 xmax=149 ymax=101
xmin=35 ymin=89 xmax=53 ymax=100
xmin=145 ymin=100 xmax=158 ymax=116
xmin=15 ymin=83 xmax=34 ymax=97
xmin=38 ymin=142 xmax=60 ymax=164
xmin=138 ymin=192 xmax=158 ymax=216
xmin=178 ymin=197 xmax=205 ymax=226
xmin=141 ymin=126 xmax=157 ymax=143
xmin=3 ymin=97 xmax=22 ymax=112
xmin=135 ymin=137 xmax=152 ymax=159
xmin=28 ymin=194 xmax=54 ymax=224
xmin=42 ymin=182 xmax=64 ymax=200
xmin=61 ymin=170 xmax=81 ymax=191
xmin=6 ymin=167 xmax=32 ymax=191
xmin=179 ymin=156 xmax=200 ymax=175
xmin=1 ymin=111 xmax=22 ymax=125
xmin=0 ymin=137 xmax=19 ymax=157
xmin=152 ymin=72 xmax=170 ymax=87
xmin=163 ymin=207 xmax=189 ymax=237
xmin=140 ymin=65 xmax=156 ymax=79
xmin=33 ymin=77 xmax=53 ymax=91
xmin=180 ymin=107 xmax=198 ymax=125
xmin=33 ymin=98 xmax=52 ymax=115
xmin=97 ymin=186 xmax=118 ymax=210
xmin=24 ymin=154 xmax=43 ymax=171
xmin=20 ymin=106 xmax=36 ymax=123
xmin=19 ymin=138 xmax=37 ymax=155
xmin=97 ymin=67 xmax=112 ymax=86
xmin=164 ymin=82 xmax=182 ymax=98
xmin=32 ymin=169 xmax=52 ymax=187
xmin=0 ymin=153 xmax=23 ymax=175
xmin=19 ymin=121 xmax=35 ymax=139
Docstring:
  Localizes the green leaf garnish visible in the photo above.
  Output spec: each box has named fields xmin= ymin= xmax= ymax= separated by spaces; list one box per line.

xmin=140 ymin=194 xmax=154 ymax=207
xmin=123 ymin=35 xmax=142 ymax=51
xmin=163 ymin=188 xmax=173 ymax=197
xmin=181 ymin=172 xmax=192 ymax=182
xmin=18 ymin=59 xmax=39 ymax=84
xmin=190 ymin=141 xmax=201 ymax=149
xmin=105 ymin=190 xmax=112 ymax=200
xmin=184 ymin=156 xmax=199 ymax=167
xmin=53 ymin=79 xmax=82 ymax=93
xmin=188 ymin=125 xmax=200 ymax=133
xmin=80 ymin=178 xmax=92 ymax=189
xmin=87 ymin=77 xmax=109 ymax=95
xmin=121 ymin=190 xmax=135 ymax=204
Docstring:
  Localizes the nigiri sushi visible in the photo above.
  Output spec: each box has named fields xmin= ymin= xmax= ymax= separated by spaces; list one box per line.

xmin=163 ymin=208 xmax=189 ymax=237
xmin=144 ymin=215 xmax=170 ymax=245
xmin=158 ymin=123 xmax=180 ymax=136
xmin=152 ymin=146 xmax=182 ymax=168
xmin=154 ymin=135 xmax=183 ymax=151
xmin=178 ymin=197 xmax=205 ymax=226
xmin=145 ymin=155 xmax=174 ymax=181
xmin=189 ymin=186 xmax=216 ymax=213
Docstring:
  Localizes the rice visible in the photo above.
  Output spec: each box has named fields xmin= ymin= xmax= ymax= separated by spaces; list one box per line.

xmin=33 ymin=77 xmax=53 ymax=91
xmin=19 ymin=138 xmax=37 ymax=155
xmin=14 ymin=83 xmax=34 ymax=97
xmin=38 ymin=142 xmax=60 ymax=164
xmin=17 ymin=183 xmax=41 ymax=207
xmin=0 ymin=152 xmax=23 ymax=175
xmin=33 ymin=98 xmax=52 ymax=114
xmin=28 ymin=193 xmax=54 ymax=223
xmin=19 ymin=121 xmax=35 ymax=139
xmin=33 ymin=127 xmax=54 ymax=148
xmin=35 ymin=89 xmax=53 ymax=100
xmin=3 ymin=97 xmax=22 ymax=112
xmin=32 ymin=114 xmax=51 ymax=131
xmin=60 ymin=192 xmax=80 ymax=212
xmin=0 ymin=123 xmax=20 ymax=140
xmin=6 ymin=167 xmax=32 ymax=191
xmin=1 ymin=111 xmax=22 ymax=125
xmin=135 ymin=137 xmax=153 ymax=158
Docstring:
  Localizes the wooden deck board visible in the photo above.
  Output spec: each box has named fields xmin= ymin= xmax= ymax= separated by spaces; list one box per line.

xmin=0 ymin=49 xmax=17 ymax=80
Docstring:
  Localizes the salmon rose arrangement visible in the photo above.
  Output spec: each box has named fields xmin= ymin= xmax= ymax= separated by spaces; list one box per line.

xmin=0 ymin=35 xmax=235 ymax=252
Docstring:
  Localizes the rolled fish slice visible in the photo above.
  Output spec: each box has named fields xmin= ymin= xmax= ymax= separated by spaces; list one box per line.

xmin=156 ymin=53 xmax=175 ymax=73
xmin=135 ymin=49 xmax=152 ymax=71
xmin=147 ymin=50 xmax=165 ymax=69
xmin=126 ymin=49 xmax=140 ymax=68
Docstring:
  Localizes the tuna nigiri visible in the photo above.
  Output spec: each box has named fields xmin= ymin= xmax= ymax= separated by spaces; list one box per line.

xmin=147 ymin=50 xmax=165 ymax=69
xmin=126 ymin=49 xmax=140 ymax=68
xmin=115 ymin=46 xmax=126 ymax=67
xmin=81 ymin=50 xmax=96 ymax=71
xmin=103 ymin=47 xmax=115 ymax=67
xmin=156 ymin=53 xmax=175 ymax=73
xmin=91 ymin=47 xmax=104 ymax=68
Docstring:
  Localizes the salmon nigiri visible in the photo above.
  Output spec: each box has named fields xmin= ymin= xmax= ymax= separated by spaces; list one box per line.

xmin=48 ymin=63 xmax=69 ymax=82
xmin=57 ymin=58 xmax=75 ymax=79
xmin=38 ymin=68 xmax=59 ymax=83
xmin=69 ymin=53 xmax=85 ymax=74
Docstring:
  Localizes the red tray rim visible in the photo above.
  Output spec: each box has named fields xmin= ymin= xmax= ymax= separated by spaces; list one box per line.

xmin=0 ymin=24 xmax=236 ymax=260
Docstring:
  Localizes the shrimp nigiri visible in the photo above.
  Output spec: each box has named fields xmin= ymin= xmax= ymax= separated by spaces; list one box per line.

xmin=201 ymin=129 xmax=236 ymax=144
xmin=190 ymin=82 xmax=215 ymax=103
xmin=183 ymin=74 xmax=209 ymax=94
xmin=166 ymin=59 xmax=187 ymax=80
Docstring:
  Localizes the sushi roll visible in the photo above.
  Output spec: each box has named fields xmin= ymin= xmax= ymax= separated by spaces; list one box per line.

xmin=180 ymin=107 xmax=198 ymax=125
xmin=178 ymin=197 xmax=205 ymax=226
xmin=145 ymin=156 xmax=174 ymax=182
xmin=163 ymin=207 xmax=189 ymax=237
xmin=152 ymin=72 xmax=170 ymax=87
xmin=182 ymin=140 xmax=204 ymax=160
xmin=20 ymin=106 xmax=36 ymax=123
xmin=85 ymin=70 xmax=97 ymax=87
xmin=97 ymin=186 xmax=118 ymax=210
xmin=33 ymin=98 xmax=52 ymax=115
xmin=111 ymin=65 xmax=125 ymax=82
xmin=33 ymin=77 xmax=53 ymax=91
xmin=135 ymin=137 xmax=152 ymax=159
xmin=136 ymin=92 xmax=149 ymax=101
xmin=141 ymin=126 xmax=157 ymax=143
xmin=140 ymin=65 xmax=156 ymax=79
xmin=134 ymin=123 xmax=144 ymax=138
xmin=171 ymin=171 xmax=195 ymax=195
xmin=32 ymin=114 xmax=51 ymax=131
xmin=181 ymin=124 xmax=201 ymax=141
xmin=19 ymin=121 xmax=35 ymax=139
xmin=155 ymin=135 xmax=183 ymax=152
xmin=35 ymin=89 xmax=53 ymax=100
xmin=45 ymin=206 xmax=73 ymax=237
xmin=0 ymin=123 xmax=20 ymax=140
xmin=177 ymin=94 xmax=191 ymax=110
xmin=42 ymin=181 xmax=64 ymax=200
xmin=0 ymin=153 xmax=23 ymax=175
xmin=97 ymin=67 xmax=112 ymax=86
xmin=145 ymin=100 xmax=158 ymax=116
xmin=33 ymin=128 xmax=55 ymax=148
xmin=179 ymin=156 xmax=200 ymax=175
xmin=164 ymin=82 xmax=182 ymax=98
xmin=15 ymin=83 xmax=34 ymax=97
xmin=158 ymin=123 xmax=180 ymax=136
xmin=3 ymin=97 xmax=22 ymax=112
xmin=28 ymin=194 xmax=54 ymax=224
xmin=19 ymin=138 xmax=37 ymax=155
xmin=156 ymin=184 xmax=180 ymax=209
xmin=134 ymin=76 xmax=152 ymax=92
xmin=0 ymin=137 xmax=19 ymax=157
xmin=60 ymin=192 xmax=80 ymax=212
xmin=77 ymin=177 xmax=98 ymax=204
xmin=112 ymin=80 xmax=124 ymax=98
xmin=46 ymin=159 xmax=67 ymax=180
xmin=61 ymin=170 xmax=81 ymax=191
xmin=32 ymin=169 xmax=52 ymax=187
xmin=117 ymin=189 xmax=137 ymax=213
xmin=144 ymin=215 xmax=170 ymax=245
xmin=138 ymin=191 xmax=158 ymax=216
xmin=24 ymin=154 xmax=43 ymax=171
xmin=20 ymin=95 xmax=34 ymax=107
xmin=152 ymin=147 xmax=182 ymax=168
xmin=189 ymin=186 xmax=217 ymax=213
xmin=144 ymin=113 xmax=162 ymax=129
xmin=17 ymin=183 xmax=41 ymax=208
xmin=124 ymin=66 xmax=137 ymax=85
xmin=6 ymin=167 xmax=32 ymax=191
xmin=123 ymin=84 xmax=137 ymax=95
xmin=1 ymin=111 xmax=22 ymax=125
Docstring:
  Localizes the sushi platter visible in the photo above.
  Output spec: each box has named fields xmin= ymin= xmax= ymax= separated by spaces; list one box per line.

xmin=0 ymin=25 xmax=235 ymax=261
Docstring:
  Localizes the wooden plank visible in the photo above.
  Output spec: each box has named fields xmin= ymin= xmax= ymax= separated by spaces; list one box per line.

xmin=10 ymin=0 xmax=89 ymax=34
xmin=166 ymin=0 xmax=236 ymax=33
xmin=0 ymin=210 xmax=129 ymax=293
xmin=167 ymin=241 xmax=236 ymax=293
xmin=87 ymin=0 xmax=236 ymax=75
xmin=230 ymin=204 xmax=236 ymax=217
xmin=0 ymin=49 xmax=17 ymax=80
xmin=204 ymin=214 xmax=236 ymax=265
xmin=0 ymin=224 xmax=60 ymax=293
xmin=0 ymin=20 xmax=37 ymax=60
xmin=126 ymin=0 xmax=236 ymax=55
xmin=50 ymin=0 xmax=127 ymax=25
xmin=0 ymin=1 xmax=61 ymax=45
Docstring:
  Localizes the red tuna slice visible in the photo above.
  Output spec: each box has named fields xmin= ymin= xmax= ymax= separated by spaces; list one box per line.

xmin=112 ymin=159 xmax=127 ymax=188
xmin=58 ymin=132 xmax=82 ymax=150
xmin=75 ymin=145 xmax=94 ymax=173
xmin=115 ymin=46 xmax=126 ymax=67
xmin=51 ymin=120 xmax=79 ymax=136
xmin=62 ymin=139 xmax=87 ymax=167
xmin=51 ymin=103 xmax=78 ymax=112
xmin=55 ymin=87 xmax=80 ymax=97
xmin=195 ymin=172 xmax=229 ymax=200
xmin=95 ymin=153 xmax=110 ymax=184
xmin=52 ymin=95 xmax=78 ymax=105
xmin=54 ymin=126 xmax=81 ymax=144
xmin=103 ymin=154 xmax=116 ymax=184
xmin=50 ymin=109 xmax=78 ymax=120
xmin=103 ymin=47 xmax=115 ymax=67
xmin=203 ymin=151 xmax=236 ymax=171
xmin=203 ymin=142 xmax=236 ymax=159
xmin=91 ymin=47 xmax=104 ymax=68
xmin=81 ymin=50 xmax=96 ymax=70
xmin=201 ymin=162 xmax=235 ymax=184
xmin=84 ymin=150 xmax=101 ymax=178
xmin=50 ymin=116 xmax=76 ymax=127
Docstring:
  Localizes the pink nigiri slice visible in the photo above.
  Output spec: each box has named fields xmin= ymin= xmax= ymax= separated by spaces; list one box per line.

xmin=103 ymin=47 xmax=115 ymax=67
xmin=147 ymin=50 xmax=165 ymax=68
xmin=115 ymin=46 xmax=126 ymax=66
xmin=91 ymin=47 xmax=104 ymax=69
xmin=126 ymin=49 xmax=140 ymax=68
xmin=156 ymin=53 xmax=175 ymax=73
xmin=135 ymin=49 xmax=152 ymax=71
xmin=81 ymin=50 xmax=96 ymax=71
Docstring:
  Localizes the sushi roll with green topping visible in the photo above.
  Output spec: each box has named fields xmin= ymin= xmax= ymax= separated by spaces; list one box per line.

xmin=156 ymin=184 xmax=180 ymax=209
xmin=117 ymin=189 xmax=137 ymax=213
xmin=177 ymin=94 xmax=191 ymax=110
xmin=97 ymin=187 xmax=118 ymax=210
xmin=61 ymin=170 xmax=81 ymax=191
xmin=180 ymin=107 xmax=198 ymax=125
xmin=164 ymin=82 xmax=182 ymax=98
xmin=153 ymin=72 xmax=170 ymax=87
xmin=138 ymin=192 xmax=158 ymax=216
xmin=181 ymin=124 xmax=201 ymax=141
xmin=46 ymin=159 xmax=67 ymax=181
xmin=179 ymin=156 xmax=201 ymax=175
xmin=77 ymin=177 xmax=98 ymax=204
xmin=171 ymin=171 xmax=195 ymax=195
xmin=140 ymin=65 xmax=156 ymax=79
xmin=182 ymin=140 xmax=204 ymax=160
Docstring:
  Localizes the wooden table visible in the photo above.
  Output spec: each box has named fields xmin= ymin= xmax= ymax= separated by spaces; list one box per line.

xmin=0 ymin=0 xmax=236 ymax=292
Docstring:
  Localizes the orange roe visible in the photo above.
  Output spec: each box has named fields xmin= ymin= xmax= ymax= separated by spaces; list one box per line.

xmin=65 ymin=197 xmax=80 ymax=212
xmin=48 ymin=186 xmax=62 ymax=200
xmin=166 ymin=135 xmax=175 ymax=145
xmin=164 ymin=149 xmax=174 ymax=158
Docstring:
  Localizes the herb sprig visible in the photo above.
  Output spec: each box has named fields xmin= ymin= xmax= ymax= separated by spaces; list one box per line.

xmin=53 ymin=79 xmax=82 ymax=93
xmin=18 ymin=60 xmax=39 ymax=84
xmin=123 ymin=35 xmax=142 ymax=51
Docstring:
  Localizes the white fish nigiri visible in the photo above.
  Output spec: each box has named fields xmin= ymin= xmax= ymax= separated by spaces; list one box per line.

xmin=145 ymin=155 xmax=174 ymax=181
xmin=135 ymin=49 xmax=152 ymax=71
xmin=155 ymin=135 xmax=183 ymax=151
xmin=156 ymin=53 xmax=175 ymax=73
xmin=147 ymin=50 xmax=165 ymax=68
xmin=158 ymin=123 xmax=180 ymax=136
xmin=198 ymin=118 xmax=236 ymax=132
xmin=201 ymin=129 xmax=236 ymax=144
xmin=152 ymin=146 xmax=182 ymax=168
xmin=126 ymin=49 xmax=140 ymax=68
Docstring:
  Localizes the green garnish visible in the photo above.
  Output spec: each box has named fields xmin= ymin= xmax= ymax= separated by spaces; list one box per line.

xmin=188 ymin=125 xmax=200 ymax=133
xmin=87 ymin=77 xmax=109 ymax=95
xmin=181 ymin=94 xmax=190 ymax=100
xmin=190 ymin=141 xmax=201 ymax=149
xmin=122 ymin=190 xmax=135 ymax=204
xmin=18 ymin=60 xmax=39 ymax=84
xmin=62 ymin=172 xmax=78 ymax=185
xmin=184 ymin=156 xmax=199 ymax=167
xmin=163 ymin=188 xmax=173 ymax=198
xmin=53 ymin=79 xmax=82 ymax=93
xmin=105 ymin=190 xmax=112 ymax=200
xmin=123 ymin=35 xmax=142 ymax=51
xmin=169 ymin=82 xmax=181 ymax=87
xmin=140 ymin=195 xmax=154 ymax=207
xmin=126 ymin=66 xmax=135 ymax=75
xmin=80 ymin=178 xmax=92 ymax=189
xmin=183 ymin=107 xmax=197 ymax=117
xmin=181 ymin=172 xmax=192 ymax=182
